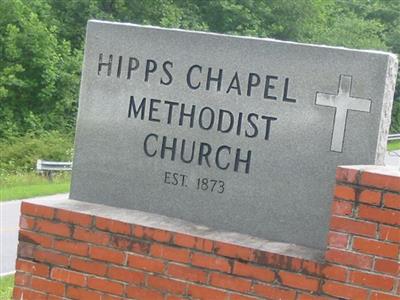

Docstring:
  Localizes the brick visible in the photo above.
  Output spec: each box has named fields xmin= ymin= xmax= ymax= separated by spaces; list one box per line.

xmin=54 ymin=239 xmax=88 ymax=256
xmin=18 ymin=230 xmax=53 ymax=247
xmin=334 ymin=185 xmax=356 ymax=200
xmin=147 ymin=275 xmax=187 ymax=295
xmin=19 ymin=215 xmax=36 ymax=230
xmin=360 ymin=171 xmax=400 ymax=193
xmin=73 ymin=227 xmax=110 ymax=245
xmin=322 ymin=281 xmax=368 ymax=299
xmin=329 ymin=216 xmax=377 ymax=237
xmin=188 ymin=284 xmax=230 ymax=300
xmin=127 ymin=253 xmax=165 ymax=273
xmin=255 ymin=252 xmax=303 ymax=272
xmin=21 ymin=202 xmax=54 ymax=219
xmin=233 ymin=261 xmax=275 ymax=283
xmin=51 ymin=268 xmax=86 ymax=287
xmin=358 ymin=204 xmax=400 ymax=226
xmin=380 ymin=225 xmax=400 ymax=243
xmin=167 ymin=263 xmax=208 ymax=283
xmin=70 ymin=256 xmax=107 ymax=276
xmin=12 ymin=287 xmax=22 ymax=299
xmin=353 ymin=237 xmax=399 ymax=259
xmin=327 ymin=231 xmax=348 ymax=249
xmin=166 ymin=296 xmax=187 ymax=300
xmin=360 ymin=189 xmax=382 ymax=205
xmin=301 ymin=260 xmax=322 ymax=276
xmin=350 ymin=270 xmax=394 ymax=291
xmin=95 ymin=217 xmax=131 ymax=235
xmin=150 ymin=243 xmax=190 ymax=263
xmin=278 ymin=271 xmax=319 ymax=292
xmin=89 ymin=245 xmax=125 ymax=264
xmin=253 ymin=283 xmax=296 ymax=300
xmin=87 ymin=277 xmax=124 ymax=295
xmin=336 ymin=167 xmax=359 ymax=183
xmin=35 ymin=219 xmax=72 ymax=237
xmin=110 ymin=235 xmax=131 ymax=250
xmin=230 ymin=294 xmax=260 ymax=300
xmin=14 ymin=271 xmax=31 ymax=286
xmin=134 ymin=225 xmax=172 ymax=242
xmin=383 ymin=192 xmax=400 ymax=209
xmin=16 ymin=259 xmax=49 ymax=277
xmin=55 ymin=209 xmax=93 ymax=227
xmin=47 ymin=295 xmax=65 ymax=300
xmin=374 ymin=258 xmax=400 ymax=275
xmin=213 ymin=241 xmax=254 ymax=261
xmin=370 ymin=292 xmax=400 ymax=300
xmin=325 ymin=249 xmax=372 ymax=269
xmin=31 ymin=276 xmax=65 ymax=296
xmin=331 ymin=200 xmax=353 ymax=216
xmin=108 ymin=265 xmax=145 ymax=284
xmin=34 ymin=248 xmax=69 ymax=266
xmin=130 ymin=239 xmax=151 ymax=254
xmin=297 ymin=294 xmax=332 ymax=300
xmin=13 ymin=287 xmax=47 ymax=300
xmin=126 ymin=286 xmax=164 ymax=300
xmin=66 ymin=286 xmax=101 ymax=300
xmin=321 ymin=264 xmax=348 ymax=281
xmin=192 ymin=252 xmax=231 ymax=272
xmin=17 ymin=242 xmax=35 ymax=259
xmin=173 ymin=233 xmax=213 ymax=252
xmin=210 ymin=272 xmax=252 ymax=293
xmin=102 ymin=295 xmax=124 ymax=300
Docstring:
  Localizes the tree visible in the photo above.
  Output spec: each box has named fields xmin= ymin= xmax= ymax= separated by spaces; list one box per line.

xmin=0 ymin=0 xmax=81 ymax=138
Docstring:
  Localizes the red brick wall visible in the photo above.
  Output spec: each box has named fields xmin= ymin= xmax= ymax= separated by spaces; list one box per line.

xmin=13 ymin=166 xmax=400 ymax=300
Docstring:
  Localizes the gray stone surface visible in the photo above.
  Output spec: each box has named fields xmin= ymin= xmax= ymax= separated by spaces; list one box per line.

xmin=23 ymin=197 xmax=324 ymax=261
xmin=71 ymin=20 xmax=398 ymax=249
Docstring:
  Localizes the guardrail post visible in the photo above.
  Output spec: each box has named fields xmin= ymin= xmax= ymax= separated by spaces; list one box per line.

xmin=46 ymin=170 xmax=54 ymax=182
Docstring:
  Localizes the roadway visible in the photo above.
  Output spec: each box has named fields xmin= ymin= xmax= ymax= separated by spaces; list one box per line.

xmin=386 ymin=150 xmax=400 ymax=167
xmin=1 ymin=151 xmax=399 ymax=275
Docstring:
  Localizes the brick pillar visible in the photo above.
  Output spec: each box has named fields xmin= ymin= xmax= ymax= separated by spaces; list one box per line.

xmin=323 ymin=166 xmax=400 ymax=299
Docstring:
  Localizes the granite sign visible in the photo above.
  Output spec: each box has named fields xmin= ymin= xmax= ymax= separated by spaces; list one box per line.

xmin=71 ymin=20 xmax=397 ymax=249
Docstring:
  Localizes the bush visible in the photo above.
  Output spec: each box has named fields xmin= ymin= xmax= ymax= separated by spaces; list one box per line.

xmin=0 ymin=131 xmax=73 ymax=174
xmin=391 ymin=100 xmax=400 ymax=133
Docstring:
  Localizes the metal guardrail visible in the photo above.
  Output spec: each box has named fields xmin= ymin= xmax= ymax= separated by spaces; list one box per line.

xmin=36 ymin=160 xmax=72 ymax=171
xmin=36 ymin=159 xmax=72 ymax=181
xmin=388 ymin=133 xmax=400 ymax=141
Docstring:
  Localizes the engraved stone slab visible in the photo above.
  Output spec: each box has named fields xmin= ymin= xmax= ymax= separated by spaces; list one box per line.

xmin=71 ymin=20 xmax=398 ymax=249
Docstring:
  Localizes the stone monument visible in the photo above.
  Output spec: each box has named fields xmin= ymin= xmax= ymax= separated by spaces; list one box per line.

xmin=70 ymin=20 xmax=397 ymax=249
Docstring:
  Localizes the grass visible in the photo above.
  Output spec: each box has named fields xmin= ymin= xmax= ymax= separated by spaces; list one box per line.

xmin=0 ymin=275 xmax=14 ymax=300
xmin=388 ymin=140 xmax=400 ymax=151
xmin=0 ymin=172 xmax=70 ymax=202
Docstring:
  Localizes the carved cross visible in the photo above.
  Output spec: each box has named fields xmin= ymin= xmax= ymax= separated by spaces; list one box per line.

xmin=316 ymin=75 xmax=371 ymax=152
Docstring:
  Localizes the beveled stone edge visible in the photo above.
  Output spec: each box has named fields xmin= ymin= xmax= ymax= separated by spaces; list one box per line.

xmin=24 ymin=194 xmax=324 ymax=262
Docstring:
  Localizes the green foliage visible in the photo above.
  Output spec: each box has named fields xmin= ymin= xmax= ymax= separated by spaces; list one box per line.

xmin=0 ymin=0 xmax=399 ymax=139
xmin=0 ymin=0 xmax=81 ymax=139
xmin=391 ymin=100 xmax=400 ymax=133
xmin=0 ymin=275 xmax=14 ymax=300
xmin=311 ymin=12 xmax=386 ymax=50
xmin=0 ymin=131 xmax=73 ymax=174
